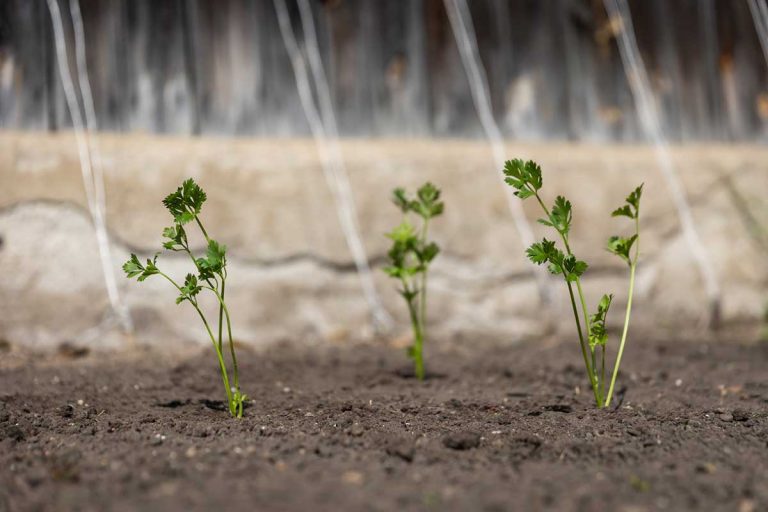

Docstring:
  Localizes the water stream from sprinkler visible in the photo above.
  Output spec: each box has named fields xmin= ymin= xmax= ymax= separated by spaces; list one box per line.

xmin=748 ymin=0 xmax=768 ymax=67
xmin=274 ymin=0 xmax=392 ymax=333
xmin=47 ymin=0 xmax=133 ymax=334
xmin=443 ymin=0 xmax=552 ymax=306
xmin=604 ymin=0 xmax=721 ymax=328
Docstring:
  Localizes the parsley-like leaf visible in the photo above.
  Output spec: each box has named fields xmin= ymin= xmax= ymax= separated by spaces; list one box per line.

xmin=550 ymin=196 xmax=573 ymax=234
xmin=588 ymin=294 xmax=613 ymax=349
xmin=122 ymin=253 xmax=160 ymax=282
xmin=176 ymin=273 xmax=202 ymax=304
xmin=607 ymin=234 xmax=637 ymax=264
xmin=162 ymin=178 xmax=207 ymax=225
xmin=503 ymin=159 xmax=542 ymax=199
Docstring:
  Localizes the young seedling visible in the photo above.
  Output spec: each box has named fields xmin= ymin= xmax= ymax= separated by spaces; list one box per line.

xmin=383 ymin=183 xmax=444 ymax=380
xmin=123 ymin=179 xmax=247 ymax=418
xmin=503 ymin=159 xmax=642 ymax=408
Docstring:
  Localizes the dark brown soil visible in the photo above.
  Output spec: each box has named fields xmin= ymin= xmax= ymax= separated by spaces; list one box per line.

xmin=1 ymin=339 xmax=768 ymax=512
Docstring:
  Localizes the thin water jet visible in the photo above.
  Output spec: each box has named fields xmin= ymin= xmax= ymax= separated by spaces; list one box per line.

xmin=443 ymin=0 xmax=551 ymax=305
xmin=47 ymin=0 xmax=132 ymax=334
xmin=274 ymin=0 xmax=392 ymax=333
xmin=604 ymin=0 xmax=721 ymax=328
xmin=748 ymin=0 xmax=768 ymax=68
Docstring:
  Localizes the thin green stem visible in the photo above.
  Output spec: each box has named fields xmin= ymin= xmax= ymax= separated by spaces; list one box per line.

xmin=567 ymin=282 xmax=600 ymax=406
xmin=604 ymin=263 xmax=636 ymax=408
xmin=218 ymin=278 xmax=225 ymax=355
xmin=204 ymin=284 xmax=240 ymax=392
xmin=604 ymin=215 xmax=640 ymax=408
xmin=600 ymin=344 xmax=606 ymax=399
xmin=531 ymin=189 xmax=599 ymax=404
xmin=159 ymin=271 xmax=235 ymax=416
xmin=418 ymin=218 xmax=430 ymax=362
xmin=194 ymin=215 xmax=210 ymax=242
xmin=407 ymin=298 xmax=425 ymax=380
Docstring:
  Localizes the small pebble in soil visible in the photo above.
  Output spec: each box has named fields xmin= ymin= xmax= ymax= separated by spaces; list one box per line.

xmin=443 ymin=431 xmax=480 ymax=451
xmin=341 ymin=470 xmax=364 ymax=485
xmin=719 ymin=413 xmax=734 ymax=422
xmin=732 ymin=409 xmax=750 ymax=422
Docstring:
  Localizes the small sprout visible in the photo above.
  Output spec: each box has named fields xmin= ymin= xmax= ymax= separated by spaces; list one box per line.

xmin=123 ymin=179 xmax=247 ymax=418
xmin=383 ymin=183 xmax=444 ymax=380
xmin=505 ymin=159 xmax=642 ymax=408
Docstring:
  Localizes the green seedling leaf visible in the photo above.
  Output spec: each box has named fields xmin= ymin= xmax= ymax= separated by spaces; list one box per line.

xmin=162 ymin=178 xmax=207 ymax=225
xmin=608 ymin=234 xmax=638 ymax=265
xmin=550 ymin=196 xmax=573 ymax=234
xmin=503 ymin=159 xmax=542 ymax=199
xmin=626 ymin=183 xmax=643 ymax=211
xmin=122 ymin=253 xmax=160 ymax=282
xmin=176 ymin=273 xmax=202 ymax=304
xmin=162 ymin=224 xmax=187 ymax=251
xmin=392 ymin=187 xmax=410 ymax=213
xmin=588 ymin=294 xmax=613 ymax=349
xmin=419 ymin=242 xmax=440 ymax=264
xmin=611 ymin=205 xmax=634 ymax=219
xmin=562 ymin=254 xmax=588 ymax=282
xmin=386 ymin=219 xmax=417 ymax=244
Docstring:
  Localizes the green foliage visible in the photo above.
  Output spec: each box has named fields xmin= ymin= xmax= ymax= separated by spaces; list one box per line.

xmin=503 ymin=159 xmax=542 ymax=199
xmin=504 ymin=158 xmax=643 ymax=409
xmin=607 ymin=234 xmax=638 ymax=265
xmin=384 ymin=182 xmax=444 ymax=380
xmin=162 ymin=178 xmax=207 ymax=225
xmin=588 ymin=294 xmax=613 ymax=349
xmin=123 ymin=178 xmax=246 ymax=418
xmin=122 ymin=253 xmax=159 ymax=282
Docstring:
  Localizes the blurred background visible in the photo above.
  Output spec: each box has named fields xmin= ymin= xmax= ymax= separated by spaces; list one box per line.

xmin=0 ymin=0 xmax=766 ymax=351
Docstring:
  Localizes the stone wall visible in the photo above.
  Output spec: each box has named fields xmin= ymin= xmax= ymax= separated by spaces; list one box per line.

xmin=0 ymin=131 xmax=766 ymax=350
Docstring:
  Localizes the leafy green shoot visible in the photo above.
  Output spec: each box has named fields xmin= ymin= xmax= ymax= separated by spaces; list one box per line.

xmin=123 ymin=178 xmax=246 ymax=418
xmin=384 ymin=183 xmax=444 ymax=380
xmin=505 ymin=159 xmax=643 ymax=408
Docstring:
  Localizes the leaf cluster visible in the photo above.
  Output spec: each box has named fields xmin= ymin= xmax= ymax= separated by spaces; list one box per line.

xmin=162 ymin=178 xmax=207 ymax=225
xmin=526 ymin=238 xmax=588 ymax=282
xmin=608 ymin=184 xmax=643 ymax=265
xmin=123 ymin=254 xmax=159 ymax=282
xmin=124 ymin=179 xmax=228 ymax=306
xmin=392 ymin=182 xmax=444 ymax=219
xmin=588 ymin=294 xmax=613 ymax=349
xmin=503 ymin=159 xmax=542 ymax=199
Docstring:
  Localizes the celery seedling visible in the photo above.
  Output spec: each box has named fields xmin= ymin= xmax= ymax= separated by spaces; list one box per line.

xmin=383 ymin=183 xmax=444 ymax=380
xmin=504 ymin=159 xmax=642 ymax=408
xmin=123 ymin=179 xmax=247 ymax=418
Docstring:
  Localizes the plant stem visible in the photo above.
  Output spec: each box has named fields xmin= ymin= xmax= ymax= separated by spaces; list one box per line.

xmin=205 ymin=285 xmax=241 ymax=395
xmin=604 ymin=215 xmax=640 ymax=408
xmin=418 ymin=218 xmax=430 ymax=371
xmin=532 ymin=190 xmax=599 ymax=404
xmin=218 ymin=278 xmax=225 ymax=355
xmin=567 ymin=282 xmax=600 ymax=406
xmin=600 ymin=344 xmax=606 ymax=400
xmin=160 ymin=271 xmax=235 ymax=415
xmin=407 ymin=298 xmax=425 ymax=380
xmin=604 ymin=262 xmax=635 ymax=408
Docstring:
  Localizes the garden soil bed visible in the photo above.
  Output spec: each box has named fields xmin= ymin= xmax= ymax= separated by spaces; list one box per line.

xmin=1 ymin=338 xmax=767 ymax=512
